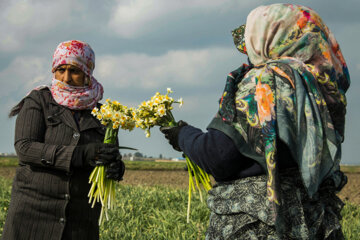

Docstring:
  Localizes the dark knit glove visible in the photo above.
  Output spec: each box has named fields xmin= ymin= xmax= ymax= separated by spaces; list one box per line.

xmin=72 ymin=143 xmax=120 ymax=168
xmin=105 ymin=154 xmax=125 ymax=181
xmin=160 ymin=120 xmax=188 ymax=151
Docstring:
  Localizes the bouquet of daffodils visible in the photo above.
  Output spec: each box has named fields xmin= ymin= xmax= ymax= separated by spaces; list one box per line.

xmin=89 ymin=88 xmax=211 ymax=224
xmin=133 ymin=88 xmax=212 ymax=223
xmin=89 ymin=99 xmax=136 ymax=225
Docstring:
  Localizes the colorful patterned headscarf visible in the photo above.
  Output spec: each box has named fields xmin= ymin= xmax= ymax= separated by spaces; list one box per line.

xmin=245 ymin=4 xmax=350 ymax=138
xmin=52 ymin=40 xmax=95 ymax=77
xmin=51 ymin=40 xmax=103 ymax=110
xmin=208 ymin=3 xmax=349 ymax=229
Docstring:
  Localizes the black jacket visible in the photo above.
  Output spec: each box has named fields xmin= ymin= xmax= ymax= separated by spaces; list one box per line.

xmin=2 ymin=88 xmax=105 ymax=240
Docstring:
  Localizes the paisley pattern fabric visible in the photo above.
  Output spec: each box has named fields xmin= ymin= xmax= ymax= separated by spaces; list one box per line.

xmin=50 ymin=77 xmax=103 ymax=110
xmin=217 ymin=64 xmax=252 ymax=123
xmin=207 ymin=3 xmax=350 ymax=236
xmin=52 ymin=40 xmax=95 ymax=77
xmin=232 ymin=24 xmax=247 ymax=54
xmin=245 ymin=4 xmax=350 ymax=139
xmin=205 ymin=170 xmax=345 ymax=239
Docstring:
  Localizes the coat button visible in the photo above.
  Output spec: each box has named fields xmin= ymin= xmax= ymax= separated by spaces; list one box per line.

xmin=73 ymin=132 xmax=80 ymax=139
xmin=64 ymin=194 xmax=70 ymax=200
xmin=59 ymin=218 xmax=66 ymax=224
xmin=41 ymin=158 xmax=51 ymax=165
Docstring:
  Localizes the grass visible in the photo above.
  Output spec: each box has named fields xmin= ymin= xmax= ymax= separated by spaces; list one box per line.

xmin=123 ymin=160 xmax=186 ymax=171
xmin=2 ymin=156 xmax=359 ymax=172
xmin=0 ymin=176 xmax=360 ymax=239
xmin=0 ymin=176 xmax=208 ymax=239
xmin=341 ymin=201 xmax=360 ymax=239
xmin=0 ymin=156 xmax=186 ymax=171
xmin=0 ymin=157 xmax=18 ymax=167
xmin=0 ymin=177 xmax=11 ymax=235
xmin=100 ymin=185 xmax=209 ymax=239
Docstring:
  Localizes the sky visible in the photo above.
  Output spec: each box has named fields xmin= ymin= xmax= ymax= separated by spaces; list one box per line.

xmin=0 ymin=0 xmax=359 ymax=165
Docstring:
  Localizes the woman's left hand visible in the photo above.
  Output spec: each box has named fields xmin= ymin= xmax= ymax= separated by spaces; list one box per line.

xmin=105 ymin=154 xmax=125 ymax=181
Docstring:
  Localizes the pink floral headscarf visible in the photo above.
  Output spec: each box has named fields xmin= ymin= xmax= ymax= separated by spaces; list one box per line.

xmin=51 ymin=40 xmax=103 ymax=110
xmin=52 ymin=40 xmax=95 ymax=77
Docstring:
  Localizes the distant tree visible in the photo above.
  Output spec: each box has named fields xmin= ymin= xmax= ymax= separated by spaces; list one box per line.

xmin=134 ymin=152 xmax=143 ymax=157
xmin=159 ymin=154 xmax=163 ymax=159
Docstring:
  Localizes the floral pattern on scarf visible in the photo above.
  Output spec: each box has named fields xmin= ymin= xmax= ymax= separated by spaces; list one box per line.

xmin=245 ymin=3 xmax=350 ymax=138
xmin=51 ymin=77 xmax=103 ymax=110
xmin=52 ymin=40 xmax=95 ymax=77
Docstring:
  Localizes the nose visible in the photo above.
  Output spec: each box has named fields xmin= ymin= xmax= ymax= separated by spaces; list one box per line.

xmin=63 ymin=70 xmax=72 ymax=84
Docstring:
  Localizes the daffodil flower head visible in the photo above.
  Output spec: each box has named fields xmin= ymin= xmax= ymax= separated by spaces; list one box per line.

xmin=145 ymin=129 xmax=151 ymax=138
xmin=178 ymin=98 xmax=184 ymax=107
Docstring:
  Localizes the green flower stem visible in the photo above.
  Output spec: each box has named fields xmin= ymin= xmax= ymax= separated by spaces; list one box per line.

xmin=186 ymin=157 xmax=194 ymax=224
xmin=88 ymin=123 xmax=119 ymax=225
xmin=161 ymin=112 xmax=212 ymax=223
xmin=187 ymin=157 xmax=203 ymax=202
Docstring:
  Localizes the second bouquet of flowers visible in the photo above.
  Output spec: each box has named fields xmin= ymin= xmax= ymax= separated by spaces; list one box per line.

xmin=132 ymin=88 xmax=212 ymax=223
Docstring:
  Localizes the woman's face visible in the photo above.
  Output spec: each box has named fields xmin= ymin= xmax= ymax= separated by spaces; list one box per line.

xmin=54 ymin=64 xmax=86 ymax=86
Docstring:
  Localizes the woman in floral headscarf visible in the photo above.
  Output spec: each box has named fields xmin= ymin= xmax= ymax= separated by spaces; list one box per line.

xmin=160 ymin=3 xmax=349 ymax=239
xmin=2 ymin=40 xmax=125 ymax=240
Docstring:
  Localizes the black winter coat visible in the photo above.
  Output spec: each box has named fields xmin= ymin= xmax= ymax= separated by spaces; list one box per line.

xmin=2 ymin=88 xmax=105 ymax=240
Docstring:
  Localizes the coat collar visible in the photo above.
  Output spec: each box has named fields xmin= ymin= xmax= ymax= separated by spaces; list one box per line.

xmin=48 ymin=94 xmax=102 ymax=132
xmin=78 ymin=110 xmax=104 ymax=132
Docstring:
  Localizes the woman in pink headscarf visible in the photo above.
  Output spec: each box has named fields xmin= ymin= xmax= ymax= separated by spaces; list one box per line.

xmin=2 ymin=40 xmax=125 ymax=240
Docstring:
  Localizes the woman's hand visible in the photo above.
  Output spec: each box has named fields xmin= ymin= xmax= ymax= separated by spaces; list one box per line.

xmin=105 ymin=154 xmax=125 ymax=181
xmin=159 ymin=120 xmax=188 ymax=151
xmin=73 ymin=143 xmax=120 ymax=167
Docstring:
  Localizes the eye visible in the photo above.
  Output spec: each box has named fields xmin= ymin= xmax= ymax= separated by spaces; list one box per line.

xmin=57 ymin=68 xmax=65 ymax=73
xmin=71 ymin=68 xmax=82 ymax=75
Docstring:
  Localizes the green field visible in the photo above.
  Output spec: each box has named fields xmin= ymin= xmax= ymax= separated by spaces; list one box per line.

xmin=1 ymin=156 xmax=358 ymax=172
xmin=0 ymin=156 xmax=186 ymax=171
xmin=0 ymin=176 xmax=360 ymax=239
xmin=1 ymin=157 xmax=360 ymax=239
xmin=0 ymin=176 xmax=208 ymax=239
xmin=0 ymin=156 xmax=18 ymax=167
xmin=123 ymin=160 xmax=186 ymax=171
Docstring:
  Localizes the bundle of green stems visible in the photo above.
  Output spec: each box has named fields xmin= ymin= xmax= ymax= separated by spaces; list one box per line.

xmin=162 ymin=113 xmax=212 ymax=223
xmin=88 ymin=125 xmax=118 ymax=225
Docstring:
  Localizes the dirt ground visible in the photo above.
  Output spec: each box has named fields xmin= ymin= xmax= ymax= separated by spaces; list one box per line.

xmin=1 ymin=168 xmax=359 ymax=205
xmin=338 ymin=173 xmax=360 ymax=205
xmin=122 ymin=170 xmax=360 ymax=205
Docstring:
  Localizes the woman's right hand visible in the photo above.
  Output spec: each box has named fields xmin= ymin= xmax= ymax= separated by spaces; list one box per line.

xmin=160 ymin=120 xmax=188 ymax=151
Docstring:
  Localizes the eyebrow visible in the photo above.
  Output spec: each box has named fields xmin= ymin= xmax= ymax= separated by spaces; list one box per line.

xmin=57 ymin=66 xmax=81 ymax=71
